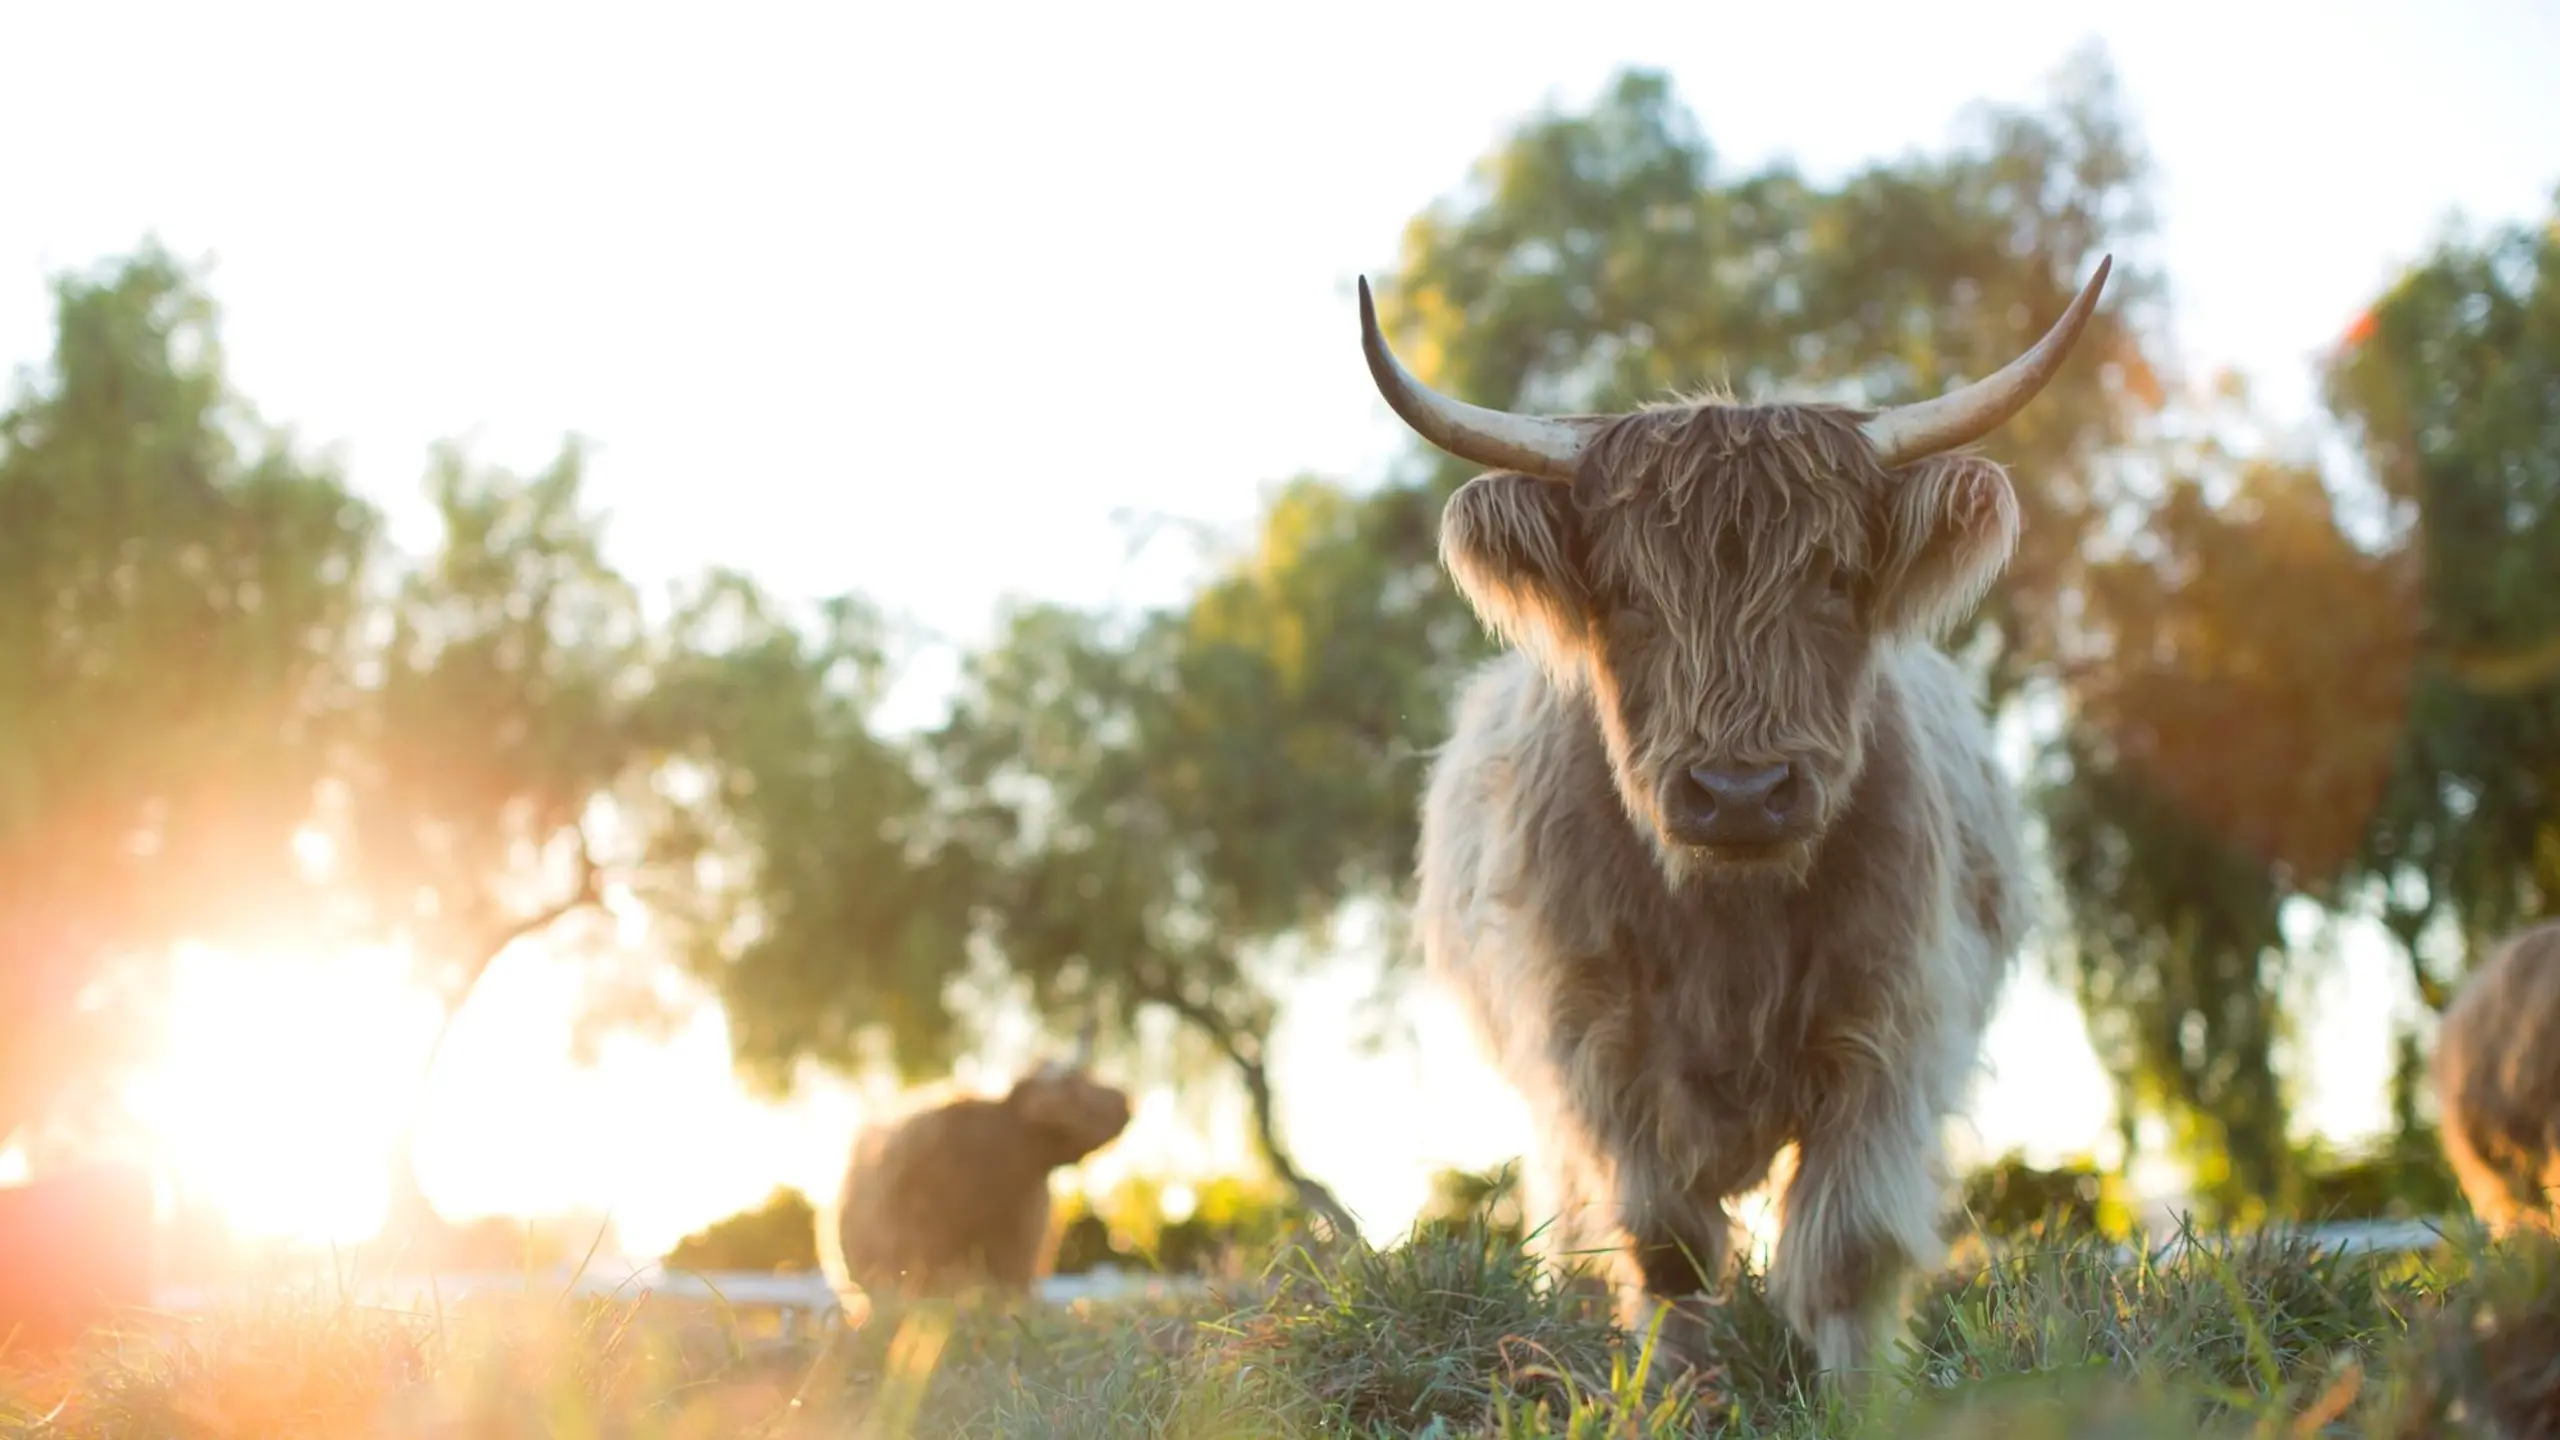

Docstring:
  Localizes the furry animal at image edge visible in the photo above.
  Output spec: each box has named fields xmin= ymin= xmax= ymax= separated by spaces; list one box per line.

xmin=2435 ymin=919 xmax=2560 ymax=1234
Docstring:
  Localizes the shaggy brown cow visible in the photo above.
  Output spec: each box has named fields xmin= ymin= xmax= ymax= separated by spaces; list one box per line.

xmin=1359 ymin=257 xmax=2111 ymax=1383
xmin=823 ymin=1028 xmax=1131 ymax=1311
xmin=2435 ymin=919 xmax=2560 ymax=1233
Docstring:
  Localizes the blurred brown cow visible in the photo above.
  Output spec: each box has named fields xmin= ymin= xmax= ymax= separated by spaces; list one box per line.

xmin=0 ymin=1161 xmax=154 ymax=1351
xmin=821 ymin=1026 xmax=1130 ymax=1314
xmin=2435 ymin=920 xmax=2560 ymax=1232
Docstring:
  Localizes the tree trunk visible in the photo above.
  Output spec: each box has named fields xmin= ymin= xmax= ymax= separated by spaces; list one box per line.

xmin=1140 ymin=985 xmax=1364 ymax=1248
xmin=1226 ymin=1043 xmax=1366 ymax=1247
xmin=382 ymin=841 xmax=603 ymax=1247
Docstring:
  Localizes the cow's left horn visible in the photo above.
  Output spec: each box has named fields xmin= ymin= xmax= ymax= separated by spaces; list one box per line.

xmin=1358 ymin=276 xmax=1596 ymax=483
xmin=1859 ymin=255 xmax=2113 ymax=468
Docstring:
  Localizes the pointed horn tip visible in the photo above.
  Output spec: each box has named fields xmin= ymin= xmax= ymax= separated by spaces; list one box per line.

xmin=1356 ymin=275 xmax=1387 ymax=353
xmin=1351 ymin=271 xmax=1591 ymax=482
xmin=1859 ymin=252 xmax=2120 ymax=466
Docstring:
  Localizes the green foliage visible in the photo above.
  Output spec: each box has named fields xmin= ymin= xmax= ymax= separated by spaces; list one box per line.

xmin=662 ymin=1186 xmax=820 ymax=1274
xmin=1411 ymin=1162 xmax=1524 ymax=1250
xmin=2294 ymin=1135 xmax=2466 ymax=1224
xmin=1228 ymin=1222 xmax=1623 ymax=1434
xmin=631 ymin=573 xmax=969 ymax=1090
xmin=1957 ymin=1151 xmax=2113 ymax=1240
xmin=2326 ymin=195 xmax=2560 ymax=987
xmin=1051 ymin=1174 xmax=1305 ymax=1278
xmin=1376 ymin=48 xmax=2160 ymax=695
xmin=340 ymin=438 xmax=645 ymax=1005
xmin=0 ymin=243 xmax=378 ymax=1146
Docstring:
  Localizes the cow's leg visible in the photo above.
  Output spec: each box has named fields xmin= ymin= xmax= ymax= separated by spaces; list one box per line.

xmin=1766 ymin=1089 xmax=1944 ymax=1382
xmin=1615 ymin=1161 xmax=1734 ymax=1382
xmin=1518 ymin=1127 xmax=1618 ymax=1314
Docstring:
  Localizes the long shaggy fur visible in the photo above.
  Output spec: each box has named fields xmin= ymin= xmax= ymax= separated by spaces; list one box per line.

xmin=1420 ymin=401 xmax=2030 ymax=1383
xmin=2435 ymin=920 xmax=2560 ymax=1232
xmin=821 ymin=1061 xmax=1131 ymax=1312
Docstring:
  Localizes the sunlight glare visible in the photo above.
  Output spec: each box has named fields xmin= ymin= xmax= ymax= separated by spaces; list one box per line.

xmin=125 ymin=943 xmax=441 ymax=1248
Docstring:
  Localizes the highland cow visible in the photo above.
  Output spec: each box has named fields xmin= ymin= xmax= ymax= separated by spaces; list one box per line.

xmin=822 ymin=1028 xmax=1131 ymax=1311
xmin=2435 ymin=919 xmax=2560 ymax=1233
xmin=1358 ymin=257 xmax=2112 ymax=1382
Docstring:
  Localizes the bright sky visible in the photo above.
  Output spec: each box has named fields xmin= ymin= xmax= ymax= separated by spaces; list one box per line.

xmin=4 ymin=0 xmax=2557 ymax=1259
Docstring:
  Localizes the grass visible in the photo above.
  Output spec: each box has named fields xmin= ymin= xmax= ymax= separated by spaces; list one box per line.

xmin=4 ymin=1218 xmax=2557 ymax=1438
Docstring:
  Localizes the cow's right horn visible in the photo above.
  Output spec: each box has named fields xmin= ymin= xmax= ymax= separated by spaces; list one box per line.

xmin=1358 ymin=276 xmax=1597 ymax=483
xmin=1859 ymin=255 xmax=2113 ymax=467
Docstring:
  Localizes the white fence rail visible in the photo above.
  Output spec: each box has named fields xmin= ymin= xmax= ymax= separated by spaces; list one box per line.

xmin=146 ymin=1217 xmax=2466 ymax=1334
xmin=151 ymin=1261 xmax=1206 ymax=1336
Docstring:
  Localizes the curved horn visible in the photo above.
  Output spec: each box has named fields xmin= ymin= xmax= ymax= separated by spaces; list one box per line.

xmin=1859 ymin=254 xmax=2114 ymax=468
xmin=1358 ymin=276 xmax=1593 ymax=483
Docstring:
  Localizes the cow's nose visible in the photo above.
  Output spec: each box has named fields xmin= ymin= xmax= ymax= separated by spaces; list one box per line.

xmin=1678 ymin=762 xmax=1800 ymax=845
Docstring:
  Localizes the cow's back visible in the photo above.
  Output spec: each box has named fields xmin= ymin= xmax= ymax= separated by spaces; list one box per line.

xmin=833 ymin=1099 xmax=1053 ymax=1299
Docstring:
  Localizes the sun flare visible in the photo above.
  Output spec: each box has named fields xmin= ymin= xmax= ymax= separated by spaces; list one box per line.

xmin=124 ymin=943 xmax=443 ymax=1248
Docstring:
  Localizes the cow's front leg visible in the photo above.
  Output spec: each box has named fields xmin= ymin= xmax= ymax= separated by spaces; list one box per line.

xmin=1766 ymin=1090 xmax=1946 ymax=1382
xmin=1615 ymin=1162 xmax=1735 ymax=1381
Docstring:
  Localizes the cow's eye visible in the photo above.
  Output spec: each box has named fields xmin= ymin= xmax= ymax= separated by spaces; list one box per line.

xmin=1815 ymin=559 xmax=1858 ymax=616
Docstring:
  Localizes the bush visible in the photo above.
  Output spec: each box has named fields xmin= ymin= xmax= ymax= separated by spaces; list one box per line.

xmin=661 ymin=1187 xmax=819 ymax=1274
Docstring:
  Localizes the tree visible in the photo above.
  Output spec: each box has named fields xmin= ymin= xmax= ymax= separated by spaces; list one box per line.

xmin=2043 ymin=439 xmax=2420 ymax=1218
xmin=2325 ymin=193 xmax=2560 ymax=1001
xmin=335 ymin=439 xmax=648 ymax=1235
xmin=1181 ymin=48 xmax=2163 ymax=952
xmin=626 ymin=571 xmax=971 ymax=1091
xmin=0 ymin=244 xmax=377 ymax=1152
xmin=928 ymin=598 xmax=1369 ymax=1240
xmin=1371 ymin=48 xmax=2162 ymax=701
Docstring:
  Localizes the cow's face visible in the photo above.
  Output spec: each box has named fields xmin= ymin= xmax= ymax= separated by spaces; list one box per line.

xmin=1440 ymin=408 xmax=2020 ymax=885
xmin=1352 ymin=257 xmax=2107 ymax=886
xmin=1006 ymin=1066 xmax=1132 ymax=1168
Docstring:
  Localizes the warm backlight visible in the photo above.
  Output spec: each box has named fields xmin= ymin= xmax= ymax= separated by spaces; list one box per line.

xmin=124 ymin=944 xmax=442 ymax=1248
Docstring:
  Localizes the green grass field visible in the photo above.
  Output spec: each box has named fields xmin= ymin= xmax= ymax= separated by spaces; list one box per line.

xmin=4 ymin=1220 xmax=2555 ymax=1438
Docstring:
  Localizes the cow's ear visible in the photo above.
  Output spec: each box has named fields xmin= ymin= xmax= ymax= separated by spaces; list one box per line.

xmin=1871 ymin=454 xmax=2021 ymax=641
xmin=1441 ymin=472 xmax=1593 ymax=681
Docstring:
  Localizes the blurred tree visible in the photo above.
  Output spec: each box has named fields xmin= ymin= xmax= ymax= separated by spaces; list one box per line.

xmin=0 ymin=244 xmax=377 ymax=1150
xmin=626 ymin=570 xmax=971 ymax=1090
xmin=2325 ymin=193 xmax=2560 ymax=1006
xmin=927 ymin=598 xmax=1368 ymax=1241
xmin=662 ymin=1186 xmax=820 ymax=1273
xmin=2044 ymin=444 xmax=2419 ymax=1219
xmin=336 ymin=439 xmax=649 ymax=1234
xmin=1370 ymin=46 xmax=2161 ymax=703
